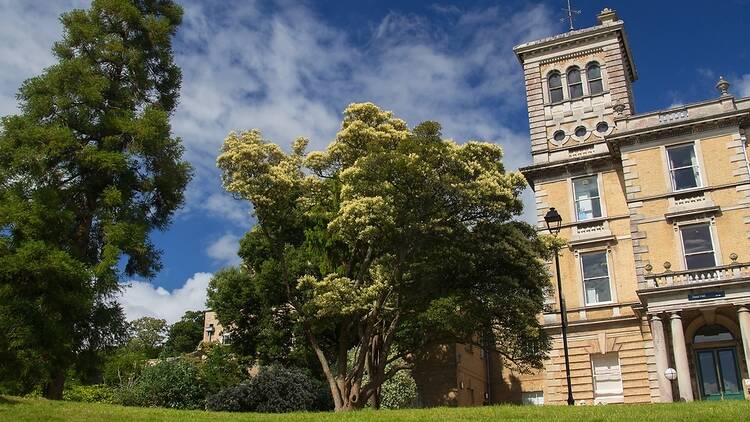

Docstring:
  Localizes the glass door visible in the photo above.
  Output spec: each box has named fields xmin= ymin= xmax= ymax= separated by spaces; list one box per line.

xmin=696 ymin=348 xmax=743 ymax=400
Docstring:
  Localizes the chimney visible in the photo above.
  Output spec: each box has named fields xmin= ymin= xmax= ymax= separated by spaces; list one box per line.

xmin=597 ymin=8 xmax=618 ymax=25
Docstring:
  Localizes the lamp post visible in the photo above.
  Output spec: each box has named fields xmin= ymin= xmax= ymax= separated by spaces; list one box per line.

xmin=544 ymin=207 xmax=575 ymax=406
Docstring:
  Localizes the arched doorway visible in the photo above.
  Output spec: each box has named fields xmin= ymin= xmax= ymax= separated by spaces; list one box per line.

xmin=693 ymin=324 xmax=743 ymax=400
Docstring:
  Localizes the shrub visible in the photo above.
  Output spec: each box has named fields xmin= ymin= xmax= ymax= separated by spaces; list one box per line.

xmin=117 ymin=359 xmax=206 ymax=409
xmin=380 ymin=369 xmax=418 ymax=409
xmin=206 ymin=365 xmax=330 ymax=413
xmin=200 ymin=343 xmax=247 ymax=395
xmin=63 ymin=384 xmax=116 ymax=404
xmin=205 ymin=382 xmax=254 ymax=412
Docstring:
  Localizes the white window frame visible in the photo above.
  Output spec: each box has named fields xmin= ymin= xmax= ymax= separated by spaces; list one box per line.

xmin=567 ymin=66 xmax=583 ymax=100
xmin=580 ymin=250 xmax=614 ymax=306
xmin=678 ymin=222 xmax=717 ymax=270
xmin=547 ymin=71 xmax=564 ymax=103
xmin=666 ymin=142 xmax=702 ymax=192
xmin=572 ymin=174 xmax=603 ymax=222
xmin=586 ymin=62 xmax=604 ymax=95
xmin=521 ymin=391 xmax=544 ymax=406
xmin=591 ymin=352 xmax=624 ymax=404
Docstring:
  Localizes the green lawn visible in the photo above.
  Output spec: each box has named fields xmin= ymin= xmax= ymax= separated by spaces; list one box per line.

xmin=2 ymin=396 xmax=750 ymax=421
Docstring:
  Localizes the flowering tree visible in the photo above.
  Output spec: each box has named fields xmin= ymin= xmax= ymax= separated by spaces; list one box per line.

xmin=214 ymin=103 xmax=551 ymax=411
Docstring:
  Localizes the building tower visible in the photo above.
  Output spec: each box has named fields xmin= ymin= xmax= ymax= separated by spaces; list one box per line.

xmin=512 ymin=7 xmax=750 ymax=405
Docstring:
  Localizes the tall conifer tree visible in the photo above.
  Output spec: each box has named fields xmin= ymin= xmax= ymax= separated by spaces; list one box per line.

xmin=0 ymin=0 xmax=190 ymax=398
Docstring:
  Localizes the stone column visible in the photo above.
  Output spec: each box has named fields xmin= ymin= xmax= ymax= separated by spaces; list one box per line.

xmin=670 ymin=312 xmax=694 ymax=402
xmin=737 ymin=306 xmax=750 ymax=377
xmin=650 ymin=314 xmax=673 ymax=402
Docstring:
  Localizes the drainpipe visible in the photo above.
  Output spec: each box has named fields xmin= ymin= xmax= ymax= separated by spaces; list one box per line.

xmin=741 ymin=132 xmax=749 ymax=179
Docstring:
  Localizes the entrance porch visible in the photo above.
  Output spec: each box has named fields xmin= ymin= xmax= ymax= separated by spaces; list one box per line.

xmin=638 ymin=263 xmax=750 ymax=402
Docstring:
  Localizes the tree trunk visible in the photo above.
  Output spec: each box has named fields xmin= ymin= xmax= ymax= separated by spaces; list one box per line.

xmin=43 ymin=370 xmax=66 ymax=400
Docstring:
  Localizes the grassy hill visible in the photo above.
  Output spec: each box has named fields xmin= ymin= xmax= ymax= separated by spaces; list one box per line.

xmin=2 ymin=395 xmax=750 ymax=421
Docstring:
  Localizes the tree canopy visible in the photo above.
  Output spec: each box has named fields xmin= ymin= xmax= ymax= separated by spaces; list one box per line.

xmin=0 ymin=0 xmax=190 ymax=398
xmin=164 ymin=310 xmax=205 ymax=355
xmin=213 ymin=103 xmax=552 ymax=411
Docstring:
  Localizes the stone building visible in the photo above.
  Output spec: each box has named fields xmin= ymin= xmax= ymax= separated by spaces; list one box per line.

xmin=202 ymin=310 xmax=230 ymax=345
xmin=513 ymin=8 xmax=750 ymax=404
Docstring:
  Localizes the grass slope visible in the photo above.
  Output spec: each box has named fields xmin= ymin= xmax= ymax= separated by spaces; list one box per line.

xmin=2 ymin=396 xmax=750 ymax=421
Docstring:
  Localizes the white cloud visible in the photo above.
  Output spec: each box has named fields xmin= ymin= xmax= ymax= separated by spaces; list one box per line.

xmin=737 ymin=74 xmax=750 ymax=97
xmin=0 ymin=0 xmax=89 ymax=116
xmin=206 ymin=233 xmax=242 ymax=267
xmin=118 ymin=272 xmax=212 ymax=323
xmin=1 ymin=1 xmax=557 ymax=232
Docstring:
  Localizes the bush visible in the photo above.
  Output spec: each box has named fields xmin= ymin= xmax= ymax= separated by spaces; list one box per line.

xmin=63 ymin=384 xmax=116 ymax=404
xmin=205 ymin=382 xmax=253 ymax=412
xmin=200 ymin=343 xmax=247 ymax=395
xmin=116 ymin=359 xmax=206 ymax=409
xmin=206 ymin=365 xmax=330 ymax=413
xmin=380 ymin=369 xmax=418 ymax=409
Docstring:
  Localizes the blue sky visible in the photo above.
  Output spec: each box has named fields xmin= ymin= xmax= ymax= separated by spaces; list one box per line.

xmin=2 ymin=0 xmax=750 ymax=322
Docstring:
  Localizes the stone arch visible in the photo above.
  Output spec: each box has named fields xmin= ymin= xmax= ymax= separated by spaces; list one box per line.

xmin=684 ymin=313 xmax=741 ymax=345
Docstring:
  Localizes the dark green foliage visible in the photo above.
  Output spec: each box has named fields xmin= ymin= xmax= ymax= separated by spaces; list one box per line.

xmin=101 ymin=346 xmax=148 ymax=387
xmin=200 ymin=344 xmax=248 ymax=396
xmin=63 ymin=384 xmax=116 ymax=404
xmin=117 ymin=359 xmax=206 ymax=410
xmin=164 ymin=311 xmax=204 ymax=355
xmin=204 ymin=383 xmax=253 ymax=412
xmin=0 ymin=0 xmax=190 ymax=398
xmin=205 ymin=366 xmax=332 ymax=413
xmin=127 ymin=317 xmax=168 ymax=358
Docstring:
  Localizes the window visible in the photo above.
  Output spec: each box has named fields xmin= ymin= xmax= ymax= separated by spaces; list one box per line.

xmin=573 ymin=175 xmax=602 ymax=221
xmin=581 ymin=251 xmax=611 ymax=305
xmin=667 ymin=143 xmax=701 ymax=191
xmin=521 ymin=391 xmax=544 ymax=405
xmin=587 ymin=62 xmax=603 ymax=95
xmin=567 ymin=67 xmax=583 ymax=99
xmin=591 ymin=353 xmax=624 ymax=404
xmin=553 ymin=130 xmax=565 ymax=142
xmin=680 ymin=223 xmax=716 ymax=269
xmin=596 ymin=121 xmax=609 ymax=133
xmin=694 ymin=324 xmax=733 ymax=344
xmin=548 ymin=71 xmax=563 ymax=103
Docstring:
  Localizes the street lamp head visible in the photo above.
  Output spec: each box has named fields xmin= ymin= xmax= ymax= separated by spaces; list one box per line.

xmin=664 ymin=367 xmax=677 ymax=381
xmin=544 ymin=207 xmax=563 ymax=236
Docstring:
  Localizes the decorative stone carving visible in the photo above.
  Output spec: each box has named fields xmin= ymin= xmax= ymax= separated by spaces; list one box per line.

xmin=612 ymin=99 xmax=625 ymax=116
xmin=716 ymin=76 xmax=730 ymax=97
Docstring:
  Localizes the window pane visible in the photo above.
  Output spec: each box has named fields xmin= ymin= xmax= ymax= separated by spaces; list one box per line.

xmin=585 ymin=278 xmax=611 ymax=304
xmin=686 ymin=253 xmax=716 ymax=269
xmin=574 ymin=176 xmax=601 ymax=220
xmin=694 ymin=325 xmax=734 ymax=344
xmin=550 ymin=87 xmax=563 ymax=103
xmin=587 ymin=64 xmax=601 ymax=80
xmin=698 ymin=351 xmax=720 ymax=395
xmin=681 ymin=224 xmax=713 ymax=254
xmin=569 ymin=83 xmax=583 ymax=98
xmin=718 ymin=350 xmax=740 ymax=393
xmin=673 ymin=167 xmax=699 ymax=190
xmin=549 ymin=73 xmax=561 ymax=88
xmin=589 ymin=79 xmax=603 ymax=94
xmin=668 ymin=144 xmax=697 ymax=168
xmin=582 ymin=252 xmax=608 ymax=278
xmin=567 ymin=69 xmax=581 ymax=83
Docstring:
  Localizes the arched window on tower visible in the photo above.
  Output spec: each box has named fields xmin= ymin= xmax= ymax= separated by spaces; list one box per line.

xmin=567 ymin=67 xmax=583 ymax=99
xmin=548 ymin=71 xmax=563 ymax=103
xmin=587 ymin=62 xmax=603 ymax=95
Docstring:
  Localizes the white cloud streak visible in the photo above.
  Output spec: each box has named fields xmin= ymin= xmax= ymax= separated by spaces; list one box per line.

xmin=737 ymin=74 xmax=750 ymax=97
xmin=118 ymin=272 xmax=212 ymax=323
xmin=206 ymin=233 xmax=242 ymax=267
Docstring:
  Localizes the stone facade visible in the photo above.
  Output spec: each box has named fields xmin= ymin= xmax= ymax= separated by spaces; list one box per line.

xmin=515 ymin=8 xmax=750 ymax=405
